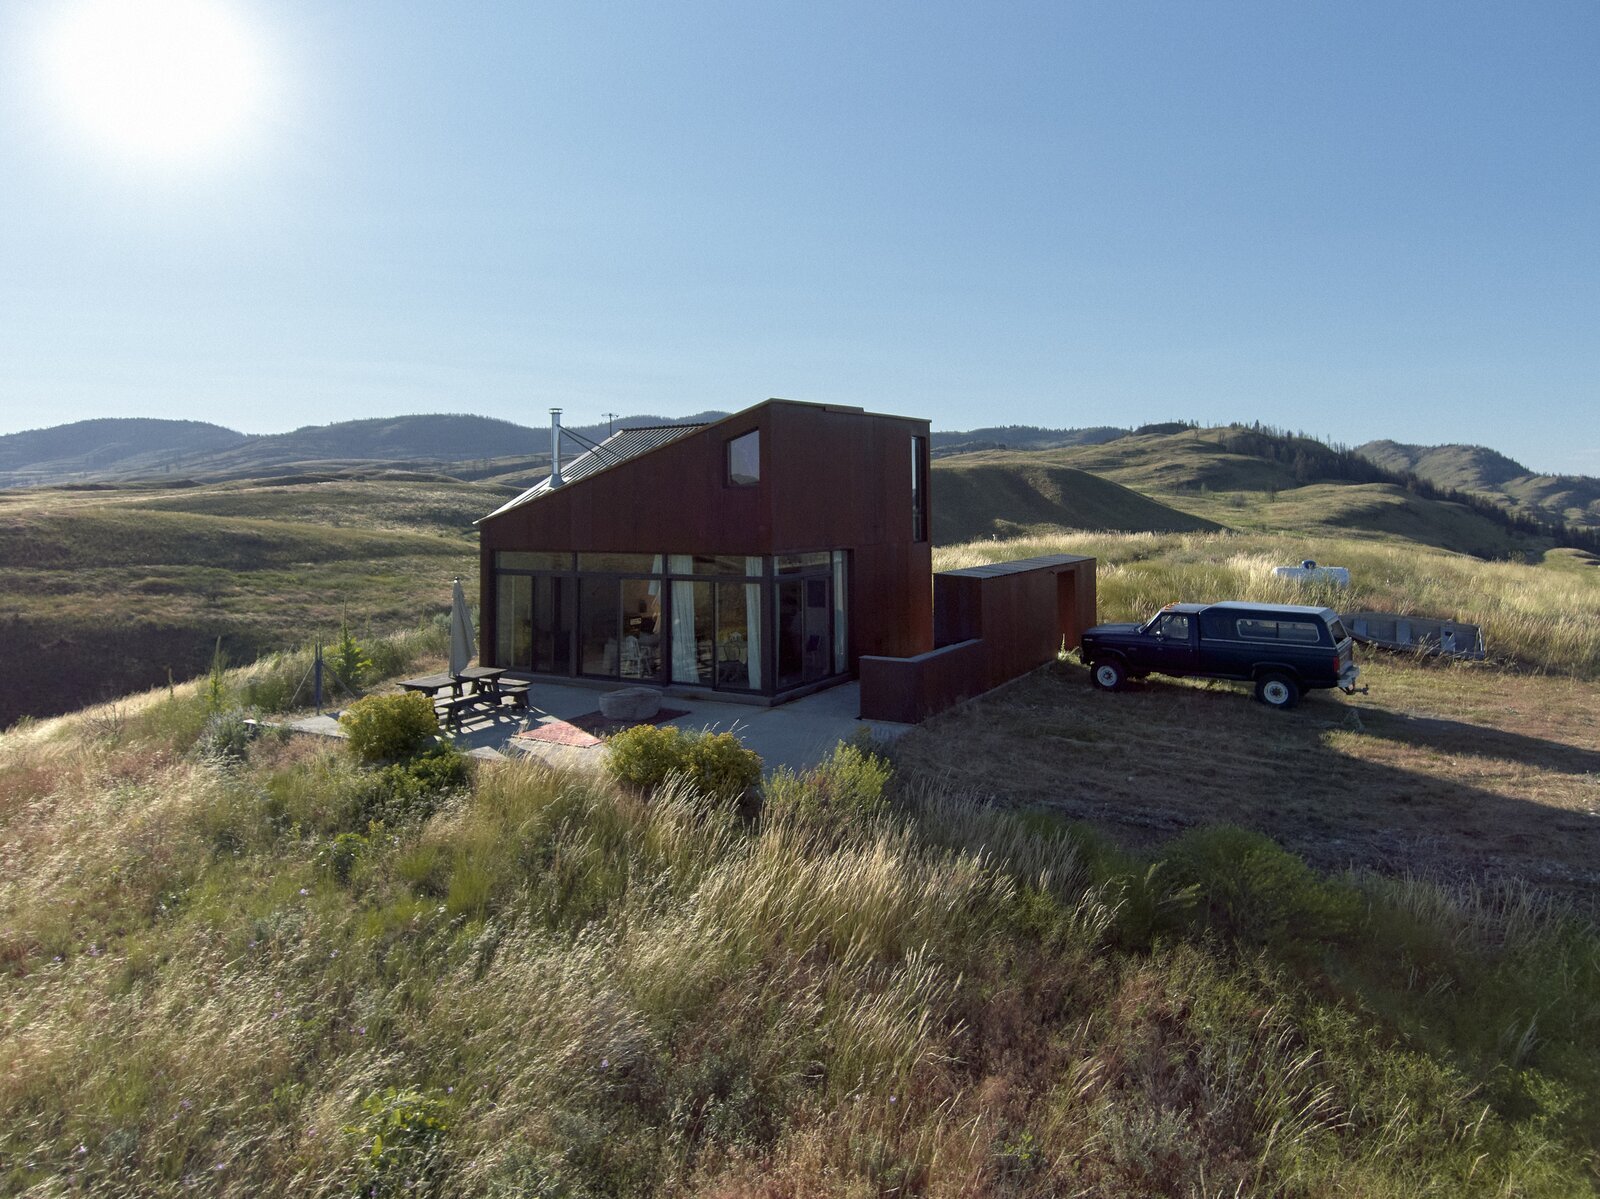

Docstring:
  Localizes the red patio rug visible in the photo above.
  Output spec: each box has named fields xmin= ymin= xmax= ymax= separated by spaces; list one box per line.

xmin=515 ymin=707 xmax=691 ymax=749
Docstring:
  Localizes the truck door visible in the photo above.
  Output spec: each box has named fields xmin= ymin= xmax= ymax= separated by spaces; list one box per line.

xmin=1148 ymin=612 xmax=1198 ymax=674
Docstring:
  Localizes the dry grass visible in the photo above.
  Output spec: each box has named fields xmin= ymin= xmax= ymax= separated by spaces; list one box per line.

xmin=894 ymin=655 xmax=1600 ymax=905
xmin=938 ymin=529 xmax=1600 ymax=677
xmin=1 ymin=684 xmax=1597 ymax=1196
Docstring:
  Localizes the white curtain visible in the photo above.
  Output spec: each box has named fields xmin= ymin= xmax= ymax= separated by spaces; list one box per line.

xmin=668 ymin=556 xmax=697 ymax=683
xmin=745 ymin=556 xmax=763 ymax=690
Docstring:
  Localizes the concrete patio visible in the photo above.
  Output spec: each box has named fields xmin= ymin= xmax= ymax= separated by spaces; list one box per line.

xmin=287 ymin=680 xmax=915 ymax=774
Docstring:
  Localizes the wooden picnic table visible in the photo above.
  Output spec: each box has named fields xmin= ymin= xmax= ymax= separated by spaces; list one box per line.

xmin=396 ymin=666 xmax=508 ymax=699
xmin=396 ymin=667 xmax=531 ymax=726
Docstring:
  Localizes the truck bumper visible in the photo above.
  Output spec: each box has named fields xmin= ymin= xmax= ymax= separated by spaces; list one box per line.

xmin=1338 ymin=665 xmax=1364 ymax=694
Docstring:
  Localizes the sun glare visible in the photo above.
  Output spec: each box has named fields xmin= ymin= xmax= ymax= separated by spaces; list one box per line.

xmin=42 ymin=0 xmax=268 ymax=165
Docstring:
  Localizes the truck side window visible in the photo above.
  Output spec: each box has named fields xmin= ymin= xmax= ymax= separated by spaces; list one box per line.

xmin=1158 ymin=614 xmax=1190 ymax=639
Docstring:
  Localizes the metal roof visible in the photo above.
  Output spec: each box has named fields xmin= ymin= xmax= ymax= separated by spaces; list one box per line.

xmin=939 ymin=553 xmax=1092 ymax=579
xmin=481 ymin=423 xmax=706 ymax=521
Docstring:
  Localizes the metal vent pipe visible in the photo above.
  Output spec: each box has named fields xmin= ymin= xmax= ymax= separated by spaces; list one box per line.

xmin=549 ymin=408 xmax=564 ymax=488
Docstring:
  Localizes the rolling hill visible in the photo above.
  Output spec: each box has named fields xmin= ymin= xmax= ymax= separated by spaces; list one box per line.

xmin=0 ymin=412 xmax=725 ymax=488
xmin=0 ymin=418 xmax=249 ymax=486
xmin=1360 ymin=439 xmax=1600 ymax=530
xmin=930 ymin=457 xmax=1219 ymax=541
xmin=933 ymin=426 xmax=1598 ymax=559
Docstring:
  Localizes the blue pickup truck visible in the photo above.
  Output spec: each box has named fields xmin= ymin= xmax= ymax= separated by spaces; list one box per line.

xmin=1081 ymin=601 xmax=1362 ymax=709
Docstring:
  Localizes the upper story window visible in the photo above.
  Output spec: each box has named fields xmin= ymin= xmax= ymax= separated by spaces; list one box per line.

xmin=727 ymin=430 xmax=760 ymax=486
xmin=911 ymin=434 xmax=928 ymax=542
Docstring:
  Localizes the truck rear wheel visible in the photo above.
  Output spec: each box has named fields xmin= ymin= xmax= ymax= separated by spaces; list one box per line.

xmin=1255 ymin=673 xmax=1300 ymax=710
xmin=1091 ymin=659 xmax=1127 ymax=691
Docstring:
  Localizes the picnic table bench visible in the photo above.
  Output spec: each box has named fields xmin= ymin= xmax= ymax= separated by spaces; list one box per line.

xmin=396 ymin=668 xmax=531 ymax=726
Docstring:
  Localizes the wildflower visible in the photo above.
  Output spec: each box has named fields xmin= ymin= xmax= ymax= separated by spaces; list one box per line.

xmin=298 ymin=888 xmax=309 ymax=896
xmin=180 ymin=1098 xmax=193 ymax=1111
xmin=74 ymin=1144 xmax=87 ymax=1155
xmin=446 ymin=1086 xmax=454 ymax=1094
xmin=889 ymin=1095 xmax=897 ymax=1104
xmin=330 ymin=950 xmax=338 ymax=958
xmin=600 ymin=1057 xmax=609 ymax=1070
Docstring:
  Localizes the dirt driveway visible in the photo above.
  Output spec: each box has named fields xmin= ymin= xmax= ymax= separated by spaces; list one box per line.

xmin=893 ymin=657 xmax=1600 ymax=907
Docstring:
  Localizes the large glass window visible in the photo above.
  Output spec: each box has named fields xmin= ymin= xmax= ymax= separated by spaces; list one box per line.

xmin=727 ymin=430 xmax=760 ymax=486
xmin=580 ymin=578 xmax=619 ymax=675
xmin=496 ymin=574 xmax=532 ymax=669
xmin=497 ymin=551 xmax=571 ymax=571
xmin=717 ymin=581 xmax=762 ymax=689
xmin=672 ymin=579 xmax=713 ymax=685
xmin=576 ymin=553 xmax=657 ymax=573
xmin=531 ymin=576 xmax=574 ymax=674
xmin=620 ymin=578 xmax=664 ymax=680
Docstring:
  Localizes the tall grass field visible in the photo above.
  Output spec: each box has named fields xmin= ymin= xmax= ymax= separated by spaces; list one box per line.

xmin=1 ymin=629 xmax=1597 ymax=1196
xmin=938 ymin=530 xmax=1600 ymax=677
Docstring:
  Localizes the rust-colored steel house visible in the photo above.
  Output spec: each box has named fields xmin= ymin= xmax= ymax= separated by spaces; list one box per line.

xmin=477 ymin=399 xmax=934 ymax=702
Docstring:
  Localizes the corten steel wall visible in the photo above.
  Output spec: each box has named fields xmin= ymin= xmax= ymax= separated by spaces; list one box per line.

xmin=858 ymin=640 xmax=986 ymax=724
xmin=476 ymin=400 xmax=934 ymax=673
xmin=866 ymin=555 xmax=1097 ymax=721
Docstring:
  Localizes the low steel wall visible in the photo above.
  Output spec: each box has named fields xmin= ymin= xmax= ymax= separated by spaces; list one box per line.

xmin=858 ymin=639 xmax=986 ymax=724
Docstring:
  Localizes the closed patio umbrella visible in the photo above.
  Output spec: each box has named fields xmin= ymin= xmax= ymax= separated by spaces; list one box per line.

xmin=449 ymin=577 xmax=475 ymax=677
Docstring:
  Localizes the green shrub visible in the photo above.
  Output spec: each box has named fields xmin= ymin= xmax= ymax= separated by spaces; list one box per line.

xmin=331 ymin=607 xmax=374 ymax=690
xmin=340 ymin=693 xmax=439 ymax=763
xmin=315 ymin=830 xmax=370 ymax=885
xmin=604 ymin=725 xmax=762 ymax=801
xmin=1161 ymin=825 xmax=1361 ymax=950
xmin=346 ymin=1086 xmax=451 ymax=1197
xmin=763 ymin=740 xmax=891 ymax=826
xmin=192 ymin=706 xmax=258 ymax=763
xmin=604 ymin=724 xmax=685 ymax=791
xmin=682 ymin=730 xmax=763 ymax=802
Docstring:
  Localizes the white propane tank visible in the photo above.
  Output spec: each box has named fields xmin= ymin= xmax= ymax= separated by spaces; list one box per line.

xmin=1271 ymin=559 xmax=1351 ymax=587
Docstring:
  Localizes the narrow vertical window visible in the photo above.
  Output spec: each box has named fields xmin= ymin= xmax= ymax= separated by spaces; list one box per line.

xmin=911 ymin=434 xmax=928 ymax=542
xmin=727 ymin=430 xmax=760 ymax=486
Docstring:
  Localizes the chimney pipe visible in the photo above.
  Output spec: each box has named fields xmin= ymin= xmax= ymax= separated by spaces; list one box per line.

xmin=549 ymin=408 xmax=564 ymax=488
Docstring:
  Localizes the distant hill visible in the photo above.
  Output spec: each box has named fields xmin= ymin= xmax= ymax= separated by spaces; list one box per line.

xmin=1359 ymin=440 xmax=1600 ymax=530
xmin=0 ymin=418 xmax=249 ymax=486
xmin=932 ymin=457 xmax=1219 ymax=541
xmin=929 ymin=424 xmax=1129 ymax=457
xmin=936 ymin=425 xmax=1600 ymax=558
xmin=0 ymin=412 xmax=726 ymax=488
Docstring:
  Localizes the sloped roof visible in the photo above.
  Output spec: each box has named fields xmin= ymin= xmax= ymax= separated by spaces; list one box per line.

xmin=481 ymin=423 xmax=707 ymax=521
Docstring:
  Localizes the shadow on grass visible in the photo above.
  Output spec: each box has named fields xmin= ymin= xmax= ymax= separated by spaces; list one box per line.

xmin=893 ymin=664 xmax=1600 ymax=907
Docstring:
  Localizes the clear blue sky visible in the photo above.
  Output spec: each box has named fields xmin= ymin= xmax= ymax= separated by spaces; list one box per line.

xmin=2 ymin=1 xmax=1596 ymax=473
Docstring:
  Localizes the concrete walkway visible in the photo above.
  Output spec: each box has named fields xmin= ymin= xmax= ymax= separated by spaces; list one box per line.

xmin=286 ymin=680 xmax=914 ymax=775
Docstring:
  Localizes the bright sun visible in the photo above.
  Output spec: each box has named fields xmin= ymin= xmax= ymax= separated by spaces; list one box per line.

xmin=42 ymin=0 xmax=267 ymax=165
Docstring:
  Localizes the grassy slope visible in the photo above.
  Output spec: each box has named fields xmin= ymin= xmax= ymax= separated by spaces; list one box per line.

xmin=0 ymin=655 xmax=1596 ymax=1196
xmin=930 ymin=458 xmax=1219 ymax=542
xmin=0 ymin=479 xmax=502 ymax=727
xmin=1360 ymin=440 xmax=1600 ymax=530
xmin=934 ymin=429 xmax=1550 ymax=559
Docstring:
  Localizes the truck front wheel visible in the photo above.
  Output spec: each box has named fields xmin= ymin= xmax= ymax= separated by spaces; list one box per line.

xmin=1091 ymin=659 xmax=1127 ymax=691
xmin=1255 ymin=673 xmax=1300 ymax=710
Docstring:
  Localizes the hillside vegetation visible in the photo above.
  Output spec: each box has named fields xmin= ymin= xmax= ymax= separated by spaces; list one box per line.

xmin=934 ymin=426 xmax=1600 ymax=559
xmin=929 ymin=462 xmax=1218 ymax=542
xmin=938 ymin=529 xmax=1600 ymax=678
xmin=0 ymin=479 xmax=496 ymax=727
xmin=1361 ymin=439 xmax=1600 ymax=530
xmin=0 ymin=412 xmax=725 ymax=488
xmin=1 ymin=640 xmax=1597 ymax=1196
